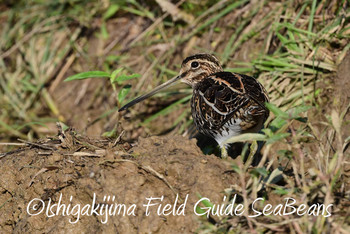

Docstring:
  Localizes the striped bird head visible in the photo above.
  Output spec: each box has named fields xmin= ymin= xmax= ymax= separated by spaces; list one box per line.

xmin=118 ymin=53 xmax=223 ymax=112
xmin=180 ymin=54 xmax=223 ymax=87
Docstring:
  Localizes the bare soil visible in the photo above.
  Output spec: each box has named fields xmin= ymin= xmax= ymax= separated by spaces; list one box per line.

xmin=0 ymin=131 xmax=241 ymax=233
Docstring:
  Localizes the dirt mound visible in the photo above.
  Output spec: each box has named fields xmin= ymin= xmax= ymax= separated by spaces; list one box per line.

xmin=0 ymin=131 xmax=239 ymax=233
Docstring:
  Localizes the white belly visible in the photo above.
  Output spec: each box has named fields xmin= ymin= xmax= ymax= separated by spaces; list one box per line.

xmin=213 ymin=116 xmax=265 ymax=148
xmin=213 ymin=119 xmax=243 ymax=147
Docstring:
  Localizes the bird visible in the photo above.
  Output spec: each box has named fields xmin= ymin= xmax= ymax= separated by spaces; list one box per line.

xmin=119 ymin=53 xmax=269 ymax=158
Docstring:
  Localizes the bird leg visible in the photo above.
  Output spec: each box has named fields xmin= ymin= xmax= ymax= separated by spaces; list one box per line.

xmin=220 ymin=145 xmax=228 ymax=159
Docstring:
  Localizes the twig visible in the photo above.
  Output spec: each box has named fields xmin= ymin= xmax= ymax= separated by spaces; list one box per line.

xmin=0 ymin=148 xmax=25 ymax=159
xmin=113 ymin=130 xmax=125 ymax=147
xmin=17 ymin=139 xmax=55 ymax=151
xmin=0 ymin=143 xmax=26 ymax=146
xmin=141 ymin=165 xmax=182 ymax=202
xmin=28 ymin=166 xmax=60 ymax=187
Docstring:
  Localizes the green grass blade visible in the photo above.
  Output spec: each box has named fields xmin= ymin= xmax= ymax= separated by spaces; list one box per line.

xmin=64 ymin=71 xmax=110 ymax=81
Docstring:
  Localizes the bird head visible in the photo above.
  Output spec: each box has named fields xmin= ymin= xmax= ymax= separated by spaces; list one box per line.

xmin=118 ymin=53 xmax=222 ymax=112
xmin=179 ymin=54 xmax=223 ymax=87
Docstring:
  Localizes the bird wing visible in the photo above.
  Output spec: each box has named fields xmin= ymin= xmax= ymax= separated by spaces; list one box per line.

xmin=192 ymin=72 xmax=269 ymax=132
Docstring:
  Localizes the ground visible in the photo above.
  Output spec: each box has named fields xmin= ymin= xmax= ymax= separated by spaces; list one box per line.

xmin=0 ymin=134 xmax=240 ymax=233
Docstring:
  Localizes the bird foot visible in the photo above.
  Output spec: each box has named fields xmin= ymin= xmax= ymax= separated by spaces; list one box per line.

xmin=220 ymin=146 xmax=228 ymax=159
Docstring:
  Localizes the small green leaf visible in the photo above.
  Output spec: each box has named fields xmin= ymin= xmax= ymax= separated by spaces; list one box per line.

xmin=266 ymin=133 xmax=291 ymax=144
xmin=102 ymin=127 xmax=117 ymax=137
xmin=118 ymin=85 xmax=131 ymax=104
xmin=269 ymin=116 xmax=287 ymax=132
xmin=111 ymin=68 xmax=124 ymax=83
xmin=277 ymin=150 xmax=293 ymax=160
xmin=105 ymin=55 xmax=122 ymax=63
xmin=114 ymin=73 xmax=141 ymax=83
xmin=199 ymin=196 xmax=214 ymax=209
xmin=250 ymin=167 xmax=268 ymax=177
xmin=264 ymin=167 xmax=283 ymax=185
xmin=103 ymin=4 xmax=120 ymax=20
xmin=195 ymin=205 xmax=206 ymax=216
xmin=194 ymin=193 xmax=212 ymax=216
xmin=265 ymin=103 xmax=289 ymax=119
xmin=100 ymin=22 xmax=109 ymax=39
xmin=261 ymin=128 xmax=273 ymax=136
xmin=273 ymin=187 xmax=289 ymax=195
xmin=58 ymin=122 xmax=69 ymax=131
xmin=64 ymin=71 xmax=110 ymax=81
xmin=288 ymin=105 xmax=312 ymax=118
xmin=231 ymin=164 xmax=241 ymax=173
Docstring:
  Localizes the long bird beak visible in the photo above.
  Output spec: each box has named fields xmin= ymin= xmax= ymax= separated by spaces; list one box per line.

xmin=118 ymin=74 xmax=182 ymax=112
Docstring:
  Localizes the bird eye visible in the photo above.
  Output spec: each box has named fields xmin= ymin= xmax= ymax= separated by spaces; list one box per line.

xmin=191 ymin=61 xmax=199 ymax=68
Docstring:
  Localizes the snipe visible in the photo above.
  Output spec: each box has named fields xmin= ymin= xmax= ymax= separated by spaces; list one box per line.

xmin=119 ymin=54 xmax=269 ymax=158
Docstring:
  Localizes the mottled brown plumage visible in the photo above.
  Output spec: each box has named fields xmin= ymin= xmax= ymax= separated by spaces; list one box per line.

xmin=119 ymin=54 xmax=269 ymax=158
